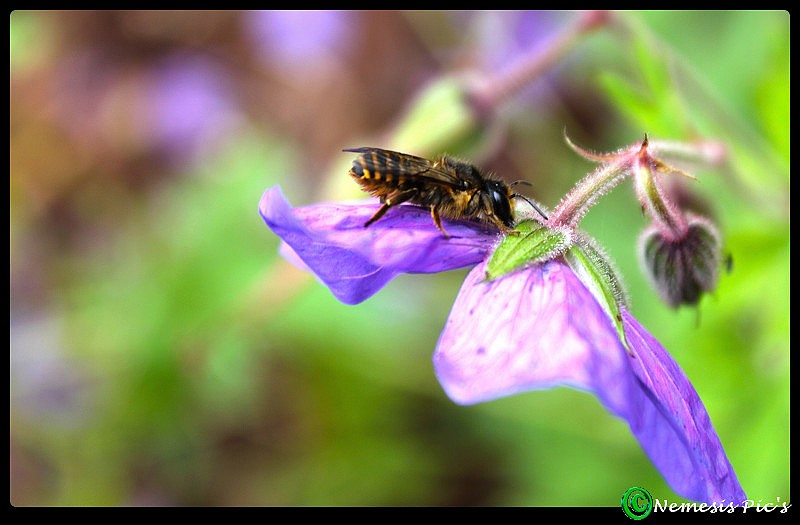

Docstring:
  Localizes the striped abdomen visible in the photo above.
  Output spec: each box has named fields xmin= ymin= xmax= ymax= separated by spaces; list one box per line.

xmin=348 ymin=148 xmax=420 ymax=197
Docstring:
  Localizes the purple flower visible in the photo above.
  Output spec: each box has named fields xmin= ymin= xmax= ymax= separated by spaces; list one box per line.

xmin=258 ymin=185 xmax=745 ymax=504
xmin=259 ymin=186 xmax=495 ymax=304
xmin=435 ymin=257 xmax=744 ymax=504
xmin=146 ymin=54 xmax=239 ymax=167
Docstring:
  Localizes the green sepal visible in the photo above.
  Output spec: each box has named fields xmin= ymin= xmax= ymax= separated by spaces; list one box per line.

xmin=485 ymin=220 xmax=570 ymax=281
xmin=564 ymin=239 xmax=630 ymax=354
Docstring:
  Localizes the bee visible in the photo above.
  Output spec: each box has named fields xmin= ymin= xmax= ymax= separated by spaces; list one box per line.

xmin=344 ymin=147 xmax=547 ymax=238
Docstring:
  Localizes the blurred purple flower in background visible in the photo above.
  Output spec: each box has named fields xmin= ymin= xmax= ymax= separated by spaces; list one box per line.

xmin=469 ymin=10 xmax=567 ymax=73
xmin=49 ymin=49 xmax=239 ymax=170
xmin=258 ymin=185 xmax=746 ymax=504
xmin=146 ymin=54 xmax=240 ymax=168
xmin=245 ymin=10 xmax=354 ymax=71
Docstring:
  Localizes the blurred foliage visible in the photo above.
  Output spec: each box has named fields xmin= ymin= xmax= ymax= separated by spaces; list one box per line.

xmin=10 ymin=10 xmax=789 ymax=507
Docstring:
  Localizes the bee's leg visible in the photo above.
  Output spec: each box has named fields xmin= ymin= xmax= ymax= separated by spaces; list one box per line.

xmin=491 ymin=216 xmax=520 ymax=236
xmin=430 ymin=207 xmax=451 ymax=239
xmin=364 ymin=189 xmax=416 ymax=227
xmin=364 ymin=204 xmax=390 ymax=227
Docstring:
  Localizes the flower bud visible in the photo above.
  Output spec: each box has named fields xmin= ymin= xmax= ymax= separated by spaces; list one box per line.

xmin=639 ymin=214 xmax=722 ymax=308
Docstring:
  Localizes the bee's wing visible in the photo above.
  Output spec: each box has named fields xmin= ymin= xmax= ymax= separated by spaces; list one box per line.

xmin=343 ymin=147 xmax=463 ymax=187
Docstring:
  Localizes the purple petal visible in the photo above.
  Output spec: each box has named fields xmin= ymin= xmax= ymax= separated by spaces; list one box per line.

xmin=434 ymin=257 xmax=745 ymax=504
xmin=622 ymin=309 xmax=746 ymax=504
xmin=258 ymin=186 xmax=495 ymax=304
xmin=433 ymin=257 xmax=632 ymax=405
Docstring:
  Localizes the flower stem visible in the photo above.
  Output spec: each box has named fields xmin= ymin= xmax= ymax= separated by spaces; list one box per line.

xmin=548 ymin=159 xmax=629 ymax=230
xmin=634 ymin=143 xmax=689 ymax=241
xmin=466 ymin=10 xmax=611 ymax=117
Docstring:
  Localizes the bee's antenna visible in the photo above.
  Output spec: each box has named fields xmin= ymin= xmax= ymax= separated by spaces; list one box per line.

xmin=509 ymin=180 xmax=547 ymax=219
xmin=511 ymin=193 xmax=548 ymax=221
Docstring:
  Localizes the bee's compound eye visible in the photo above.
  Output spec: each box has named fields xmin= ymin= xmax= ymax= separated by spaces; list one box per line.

xmin=487 ymin=181 xmax=514 ymax=227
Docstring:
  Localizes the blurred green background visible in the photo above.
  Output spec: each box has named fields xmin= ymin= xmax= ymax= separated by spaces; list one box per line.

xmin=10 ymin=10 xmax=789 ymax=506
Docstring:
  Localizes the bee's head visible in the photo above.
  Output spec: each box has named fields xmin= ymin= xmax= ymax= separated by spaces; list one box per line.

xmin=484 ymin=179 xmax=515 ymax=227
